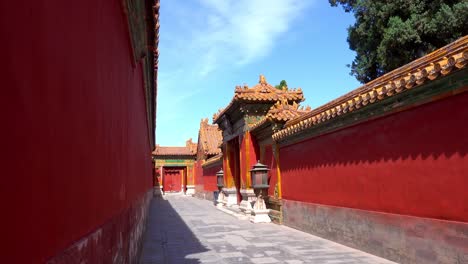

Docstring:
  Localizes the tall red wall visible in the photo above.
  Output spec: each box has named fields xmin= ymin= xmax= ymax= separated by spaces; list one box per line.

xmin=203 ymin=164 xmax=222 ymax=191
xmin=281 ymin=91 xmax=468 ymax=222
xmin=195 ymin=160 xmax=204 ymax=193
xmin=1 ymin=1 xmax=153 ymax=262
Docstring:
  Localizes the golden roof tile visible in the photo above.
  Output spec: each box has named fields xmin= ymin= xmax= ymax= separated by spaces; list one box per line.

xmin=202 ymin=153 xmax=223 ymax=168
xmin=249 ymin=100 xmax=311 ymax=131
xmin=199 ymin=118 xmax=223 ymax=156
xmin=266 ymin=100 xmax=311 ymax=122
xmin=273 ymin=36 xmax=468 ymax=142
xmin=213 ymin=75 xmax=304 ymax=122
xmin=152 ymin=138 xmax=197 ymax=156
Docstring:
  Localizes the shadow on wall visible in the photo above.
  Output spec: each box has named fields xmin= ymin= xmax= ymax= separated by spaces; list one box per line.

xmin=139 ymin=197 xmax=208 ymax=264
xmin=280 ymin=92 xmax=468 ymax=221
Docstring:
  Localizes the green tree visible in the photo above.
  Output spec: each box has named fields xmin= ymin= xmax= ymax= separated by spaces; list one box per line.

xmin=329 ymin=0 xmax=468 ymax=83
xmin=275 ymin=80 xmax=288 ymax=90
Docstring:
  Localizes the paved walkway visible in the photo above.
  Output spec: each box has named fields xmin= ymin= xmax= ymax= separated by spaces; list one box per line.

xmin=139 ymin=194 xmax=395 ymax=264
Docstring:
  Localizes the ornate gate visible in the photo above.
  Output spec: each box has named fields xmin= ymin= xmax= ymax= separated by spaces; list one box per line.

xmin=163 ymin=168 xmax=182 ymax=192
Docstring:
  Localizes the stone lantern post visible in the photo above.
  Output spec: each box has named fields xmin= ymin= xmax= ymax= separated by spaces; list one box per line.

xmin=250 ymin=161 xmax=271 ymax=223
xmin=216 ymin=169 xmax=225 ymax=208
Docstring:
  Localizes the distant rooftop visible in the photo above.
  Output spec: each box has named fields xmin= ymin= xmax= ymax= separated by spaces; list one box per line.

xmin=153 ymin=138 xmax=197 ymax=156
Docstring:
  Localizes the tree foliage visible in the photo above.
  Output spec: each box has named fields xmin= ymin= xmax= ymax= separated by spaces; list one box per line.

xmin=330 ymin=0 xmax=468 ymax=83
xmin=275 ymin=80 xmax=288 ymax=90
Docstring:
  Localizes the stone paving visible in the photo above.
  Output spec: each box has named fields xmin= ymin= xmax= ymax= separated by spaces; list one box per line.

xmin=139 ymin=194 xmax=396 ymax=264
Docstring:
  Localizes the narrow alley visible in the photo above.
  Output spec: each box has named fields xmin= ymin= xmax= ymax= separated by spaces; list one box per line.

xmin=139 ymin=194 xmax=395 ymax=264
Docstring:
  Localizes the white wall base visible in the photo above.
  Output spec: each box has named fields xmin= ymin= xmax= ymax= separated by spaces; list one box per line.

xmin=216 ymin=191 xmax=225 ymax=208
xmin=185 ymin=185 xmax=195 ymax=196
xmin=251 ymin=209 xmax=271 ymax=223
xmin=239 ymin=189 xmax=256 ymax=214
xmin=223 ymin=187 xmax=238 ymax=207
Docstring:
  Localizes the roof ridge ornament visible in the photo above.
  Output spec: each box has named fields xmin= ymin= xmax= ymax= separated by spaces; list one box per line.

xmin=259 ymin=74 xmax=267 ymax=84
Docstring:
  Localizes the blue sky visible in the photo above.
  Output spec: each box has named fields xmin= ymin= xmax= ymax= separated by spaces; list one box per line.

xmin=156 ymin=0 xmax=360 ymax=146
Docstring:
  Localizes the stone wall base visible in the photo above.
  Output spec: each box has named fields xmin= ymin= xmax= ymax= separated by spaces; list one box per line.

xmin=282 ymin=199 xmax=468 ymax=264
xmin=185 ymin=185 xmax=195 ymax=196
xmin=48 ymin=190 xmax=153 ymax=264
xmin=222 ymin=187 xmax=238 ymax=207
xmin=193 ymin=190 xmax=216 ymax=202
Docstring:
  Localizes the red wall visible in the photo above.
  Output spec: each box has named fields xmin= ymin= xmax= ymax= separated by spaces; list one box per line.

xmin=1 ymin=1 xmax=153 ymax=262
xmin=281 ymin=92 xmax=468 ymax=222
xmin=203 ymin=164 xmax=222 ymax=191
xmin=195 ymin=160 xmax=204 ymax=192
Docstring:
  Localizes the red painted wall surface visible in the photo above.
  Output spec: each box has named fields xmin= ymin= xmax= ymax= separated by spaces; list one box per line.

xmin=203 ymin=164 xmax=223 ymax=191
xmin=262 ymin=145 xmax=278 ymax=196
xmin=280 ymin=92 xmax=468 ymax=222
xmin=195 ymin=160 xmax=204 ymax=193
xmin=1 ymin=1 xmax=153 ymax=262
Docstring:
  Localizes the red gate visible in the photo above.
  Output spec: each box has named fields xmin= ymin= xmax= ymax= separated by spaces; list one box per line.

xmin=163 ymin=168 xmax=182 ymax=192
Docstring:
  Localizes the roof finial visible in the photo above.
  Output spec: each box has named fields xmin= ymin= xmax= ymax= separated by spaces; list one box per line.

xmin=259 ymin=74 xmax=267 ymax=84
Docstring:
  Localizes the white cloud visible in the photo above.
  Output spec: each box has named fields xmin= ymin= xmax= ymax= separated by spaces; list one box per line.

xmin=160 ymin=0 xmax=312 ymax=78
xmin=156 ymin=0 xmax=312 ymax=142
xmin=199 ymin=0 xmax=311 ymax=73
xmin=157 ymin=0 xmax=313 ymax=144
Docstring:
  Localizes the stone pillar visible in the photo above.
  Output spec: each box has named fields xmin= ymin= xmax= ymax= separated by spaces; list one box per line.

xmin=185 ymin=185 xmax=195 ymax=196
xmin=251 ymin=192 xmax=271 ymax=223
xmin=239 ymin=188 xmax=256 ymax=214
xmin=223 ymin=187 xmax=238 ymax=207
xmin=216 ymin=191 xmax=225 ymax=208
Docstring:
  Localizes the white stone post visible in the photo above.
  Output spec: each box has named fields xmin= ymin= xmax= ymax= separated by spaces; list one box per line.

xmin=185 ymin=185 xmax=195 ymax=196
xmin=251 ymin=191 xmax=271 ymax=223
xmin=239 ymin=188 xmax=256 ymax=215
xmin=223 ymin=187 xmax=238 ymax=207
xmin=216 ymin=190 xmax=225 ymax=208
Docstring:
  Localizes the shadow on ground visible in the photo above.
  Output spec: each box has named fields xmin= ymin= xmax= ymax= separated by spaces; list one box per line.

xmin=139 ymin=196 xmax=209 ymax=264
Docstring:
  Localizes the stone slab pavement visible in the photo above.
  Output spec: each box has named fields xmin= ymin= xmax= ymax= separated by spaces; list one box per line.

xmin=139 ymin=194 xmax=396 ymax=264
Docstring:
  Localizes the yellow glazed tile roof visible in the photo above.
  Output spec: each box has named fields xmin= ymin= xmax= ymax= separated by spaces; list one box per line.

xmin=152 ymin=138 xmax=197 ymax=156
xmin=266 ymin=100 xmax=311 ymax=122
xmin=202 ymin=153 xmax=223 ymax=168
xmin=249 ymin=100 xmax=311 ymax=131
xmin=199 ymin=118 xmax=223 ymax=156
xmin=213 ymin=75 xmax=304 ymax=122
xmin=273 ymin=35 xmax=468 ymax=142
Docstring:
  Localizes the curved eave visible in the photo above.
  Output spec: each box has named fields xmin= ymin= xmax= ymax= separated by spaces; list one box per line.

xmin=274 ymin=36 xmax=468 ymax=142
xmin=153 ymin=154 xmax=196 ymax=160
xmin=202 ymin=154 xmax=223 ymax=168
xmin=213 ymin=96 xmax=304 ymax=124
xmin=285 ymin=36 xmax=468 ymax=128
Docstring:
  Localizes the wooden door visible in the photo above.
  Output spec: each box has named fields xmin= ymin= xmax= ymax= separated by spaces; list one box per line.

xmin=171 ymin=169 xmax=181 ymax=192
xmin=163 ymin=169 xmax=173 ymax=192
xmin=163 ymin=168 xmax=182 ymax=192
